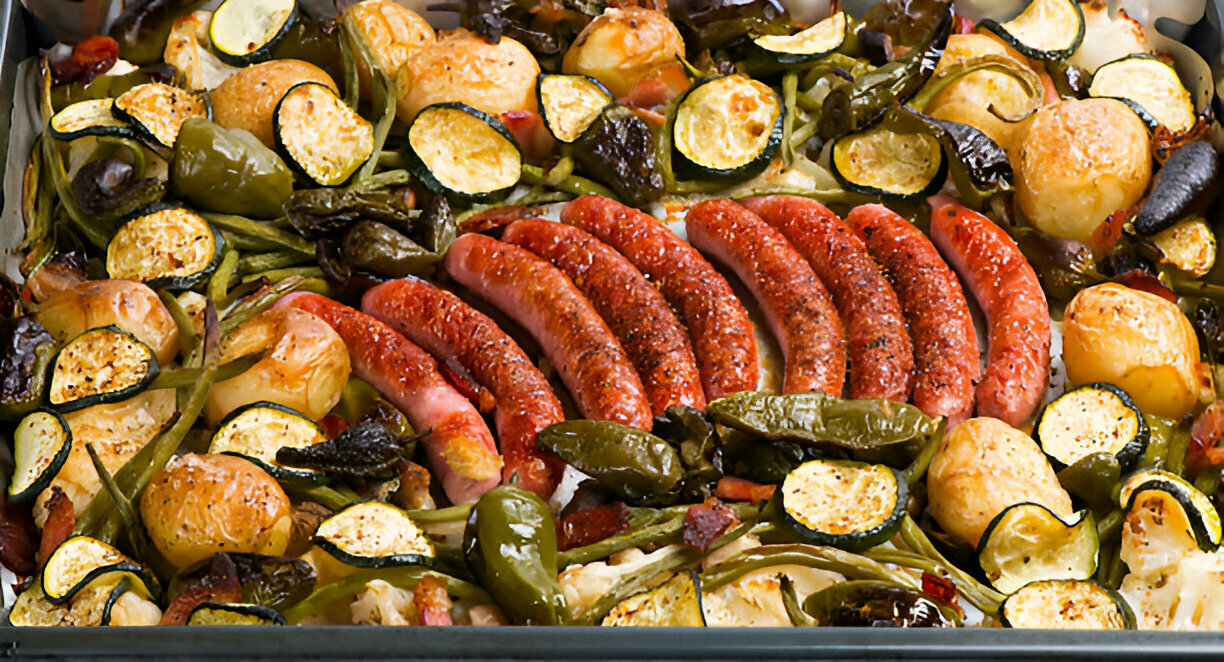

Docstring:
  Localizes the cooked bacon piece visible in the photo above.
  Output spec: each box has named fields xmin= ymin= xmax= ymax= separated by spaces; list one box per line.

xmin=160 ymin=553 xmax=243 ymax=625
xmin=683 ymin=497 xmax=739 ymax=552
xmin=556 ymin=502 xmax=632 ymax=551
xmin=51 ymin=35 xmax=118 ymax=85
xmin=38 ymin=487 xmax=74 ymax=571
xmin=713 ymin=476 xmax=776 ymax=503
xmin=0 ymin=493 xmax=37 ymax=576
xmin=413 ymin=575 xmax=454 ymax=626
xmin=1189 ymin=400 xmax=1224 ymax=473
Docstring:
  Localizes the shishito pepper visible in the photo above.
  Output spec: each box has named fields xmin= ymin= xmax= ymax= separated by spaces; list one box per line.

xmin=464 ymin=486 xmax=568 ymax=625
xmin=171 ymin=118 xmax=294 ymax=219
xmin=536 ymin=421 xmax=682 ymax=502
xmin=707 ymin=391 xmax=936 ymax=450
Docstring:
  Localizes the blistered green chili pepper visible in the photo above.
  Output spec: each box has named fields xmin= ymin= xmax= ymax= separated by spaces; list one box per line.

xmin=1057 ymin=453 xmax=1122 ymax=512
xmin=464 ymin=486 xmax=569 ymax=625
xmin=171 ymin=118 xmax=294 ymax=219
xmin=707 ymin=391 xmax=936 ymax=450
xmin=340 ymin=221 xmax=438 ymax=278
xmin=536 ymin=421 xmax=682 ymax=502
xmin=1139 ymin=413 xmax=1177 ymax=470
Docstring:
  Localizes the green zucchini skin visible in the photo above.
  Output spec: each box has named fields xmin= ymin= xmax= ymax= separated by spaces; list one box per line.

xmin=211 ymin=400 xmax=328 ymax=483
xmin=829 ymin=129 xmax=947 ymax=199
xmin=41 ymin=535 xmax=160 ymax=605
xmin=106 ymin=204 xmax=225 ymax=291
xmin=7 ymin=409 xmax=72 ymax=504
xmin=535 ymin=73 xmax=613 ymax=144
xmin=1032 ymin=382 xmax=1149 ymax=471
xmin=779 ymin=460 xmax=907 ymax=552
xmin=671 ymin=75 xmax=783 ymax=183
xmin=976 ymin=503 xmax=1099 ymax=595
xmin=1120 ymin=472 xmax=1222 ymax=551
xmin=401 ymin=102 xmax=522 ymax=203
xmin=187 ymin=602 xmax=288 ymax=625
xmin=979 ymin=0 xmax=1085 ymax=61
xmin=210 ymin=0 xmax=298 ymax=67
xmin=312 ymin=501 xmax=437 ymax=569
xmin=46 ymin=325 xmax=160 ymax=413
xmin=1000 ymin=579 xmax=1134 ymax=629
xmin=743 ymin=11 xmax=848 ymax=65
xmin=1132 ymin=141 xmax=1221 ymax=236
xmin=49 ymin=98 xmax=135 ymax=141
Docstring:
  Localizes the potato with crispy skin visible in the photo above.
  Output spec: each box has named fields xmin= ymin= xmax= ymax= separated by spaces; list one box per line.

xmin=562 ymin=7 xmax=685 ymax=99
xmin=401 ymin=29 xmax=539 ymax=122
xmin=35 ymin=280 xmax=179 ymax=366
xmin=211 ymin=60 xmax=339 ymax=147
xmin=342 ymin=0 xmax=435 ymax=115
xmin=924 ymin=33 xmax=1041 ymax=150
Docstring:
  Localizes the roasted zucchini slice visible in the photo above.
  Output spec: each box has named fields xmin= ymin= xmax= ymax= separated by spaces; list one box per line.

xmin=537 ymin=74 xmax=613 ymax=143
xmin=748 ymin=11 xmax=848 ymax=64
xmin=313 ymin=501 xmax=436 ymax=568
xmin=274 ymin=82 xmax=375 ymax=187
xmin=48 ymin=326 xmax=158 ymax=412
xmin=830 ymin=126 xmax=946 ymax=199
xmin=7 ymin=409 xmax=72 ymax=503
xmin=209 ymin=401 xmax=328 ymax=481
xmin=1001 ymin=579 xmax=1134 ymax=629
xmin=105 ymin=206 xmax=223 ymax=290
xmin=601 ymin=571 xmax=706 ymax=626
xmin=672 ymin=74 xmax=782 ymax=182
xmin=979 ymin=0 xmax=1085 ymax=61
xmin=10 ymin=576 xmax=143 ymax=627
xmin=977 ymin=503 xmax=1099 ymax=594
xmin=1089 ymin=55 xmax=1196 ymax=133
xmin=112 ymin=83 xmax=210 ymax=149
xmin=209 ymin=0 xmax=298 ymax=66
xmin=50 ymin=99 xmax=133 ymax=140
xmin=187 ymin=602 xmax=287 ymax=625
xmin=780 ymin=459 xmax=907 ymax=551
xmin=41 ymin=536 xmax=159 ymax=605
xmin=404 ymin=103 xmax=522 ymax=202
xmin=1118 ymin=470 xmax=1222 ymax=551
xmin=1149 ymin=216 xmax=1217 ymax=278
xmin=1033 ymin=383 xmax=1148 ymax=470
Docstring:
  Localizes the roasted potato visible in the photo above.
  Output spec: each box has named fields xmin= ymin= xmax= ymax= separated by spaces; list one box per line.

xmin=925 ymin=34 xmax=1041 ymax=150
xmin=1062 ymin=283 xmax=1212 ymax=418
xmin=561 ymin=7 xmax=685 ymax=99
xmin=342 ymin=0 xmax=435 ymax=117
xmin=140 ymin=453 xmax=293 ymax=570
xmin=1011 ymin=98 xmax=1152 ymax=244
xmin=211 ymin=60 xmax=339 ymax=147
xmin=927 ymin=417 xmax=1073 ymax=547
xmin=35 ymin=280 xmax=179 ymax=366
xmin=203 ymin=307 xmax=351 ymax=425
xmin=401 ymin=29 xmax=539 ymax=122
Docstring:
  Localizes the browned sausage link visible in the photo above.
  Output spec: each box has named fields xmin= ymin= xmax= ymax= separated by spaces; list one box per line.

xmin=742 ymin=196 xmax=914 ymax=402
xmin=561 ymin=195 xmax=759 ymax=400
xmin=444 ymin=232 xmax=654 ymax=430
xmin=846 ymin=204 xmax=979 ymax=426
xmin=501 ymin=218 xmax=706 ymax=415
xmin=685 ymin=199 xmax=846 ymax=396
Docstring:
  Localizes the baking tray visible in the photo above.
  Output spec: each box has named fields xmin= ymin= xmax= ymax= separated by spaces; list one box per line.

xmin=5 ymin=1 xmax=1224 ymax=658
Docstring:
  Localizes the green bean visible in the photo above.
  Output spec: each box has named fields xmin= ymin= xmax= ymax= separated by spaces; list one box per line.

xmin=237 ymin=250 xmax=311 ymax=276
xmin=337 ymin=18 xmax=359 ymax=109
xmin=203 ymin=212 xmax=315 ymax=256
xmin=558 ymin=517 xmax=684 ymax=568
xmin=1097 ymin=509 xmax=1124 ymax=543
xmin=209 ymin=250 xmax=239 ymax=305
xmin=1165 ymin=420 xmax=1192 ymax=477
xmin=378 ymin=150 xmax=407 ymax=169
xmin=148 ymin=350 xmax=266 ymax=390
xmin=701 ymin=543 xmax=920 ymax=593
xmin=220 ymin=276 xmax=308 ymax=337
xmin=781 ymin=72 xmax=799 ymax=167
xmin=898 ymin=516 xmax=1005 ymax=615
xmin=779 ymin=576 xmax=815 ymax=626
xmin=864 ymin=547 xmax=1002 ymax=615
xmin=85 ymin=443 xmax=145 ymax=559
xmin=343 ymin=20 xmax=396 ymax=185
xmin=158 ymin=290 xmax=199 ymax=363
xmin=902 ymin=417 xmax=946 ymax=486
xmin=38 ymin=69 xmax=105 ymax=249
xmin=406 ymin=503 xmax=475 ymax=523
xmin=1139 ymin=413 xmax=1176 ymax=469
xmin=240 ymin=267 xmax=325 ymax=284
xmin=520 ymin=164 xmax=617 ymax=199
xmin=349 ymin=169 xmax=412 ymax=192
xmin=1194 ymin=467 xmax=1222 ymax=500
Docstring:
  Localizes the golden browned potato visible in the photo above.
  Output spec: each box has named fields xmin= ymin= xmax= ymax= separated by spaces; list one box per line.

xmin=203 ymin=307 xmax=350 ymax=424
xmin=928 ymin=417 xmax=1072 ymax=547
xmin=1011 ymin=98 xmax=1152 ymax=244
xmin=211 ymin=60 xmax=339 ymax=147
xmin=401 ymin=29 xmax=539 ymax=123
xmin=562 ymin=7 xmax=685 ymax=99
xmin=35 ymin=280 xmax=179 ymax=366
xmin=343 ymin=0 xmax=435 ymax=114
xmin=1063 ymin=283 xmax=1212 ymax=418
xmin=140 ymin=453 xmax=292 ymax=570
xmin=924 ymin=34 xmax=1041 ymax=150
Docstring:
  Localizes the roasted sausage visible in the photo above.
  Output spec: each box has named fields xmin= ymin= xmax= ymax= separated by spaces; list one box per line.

xmin=561 ymin=195 xmax=759 ymax=400
xmin=930 ymin=203 xmax=1052 ymax=427
xmin=501 ymin=219 xmax=705 ymax=415
xmin=845 ymin=204 xmax=979 ymax=425
xmin=362 ymin=278 xmax=565 ymax=499
xmin=277 ymin=292 xmax=501 ymax=504
xmin=742 ymin=196 xmax=914 ymax=401
xmin=685 ymin=199 xmax=846 ymax=396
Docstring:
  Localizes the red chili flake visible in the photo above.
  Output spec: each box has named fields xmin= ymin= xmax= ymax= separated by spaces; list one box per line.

xmin=683 ymin=497 xmax=739 ymax=552
xmin=920 ymin=571 xmax=963 ymax=617
xmin=50 ymin=35 xmax=119 ymax=86
xmin=319 ymin=413 xmax=349 ymax=439
xmin=0 ymin=492 xmax=37 ymax=577
xmin=557 ymin=502 xmax=632 ymax=551
xmin=413 ymin=575 xmax=454 ymax=626
xmin=713 ymin=476 xmax=776 ymax=503
xmin=38 ymin=486 xmax=75 ymax=571
xmin=438 ymin=357 xmax=496 ymax=413
xmin=457 ymin=206 xmax=536 ymax=236
xmin=1110 ymin=270 xmax=1178 ymax=304
xmin=160 ymin=553 xmax=244 ymax=625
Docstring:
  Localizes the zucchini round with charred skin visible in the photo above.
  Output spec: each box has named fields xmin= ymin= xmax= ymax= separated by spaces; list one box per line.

xmin=979 ymin=0 xmax=1085 ymax=61
xmin=831 ymin=126 xmax=946 ymax=199
xmin=537 ymin=74 xmax=612 ymax=144
xmin=977 ymin=503 xmax=1099 ymax=594
xmin=274 ymin=82 xmax=375 ymax=187
xmin=50 ymin=99 xmax=133 ymax=140
xmin=112 ymin=83 xmax=210 ymax=149
xmin=403 ymin=102 xmax=522 ymax=202
xmin=187 ymin=602 xmax=287 ymax=625
xmin=7 ymin=409 xmax=72 ymax=504
xmin=41 ymin=536 xmax=159 ymax=605
xmin=209 ymin=401 xmax=328 ymax=482
xmin=747 ymin=11 xmax=848 ymax=64
xmin=209 ymin=0 xmax=298 ymax=67
xmin=1150 ymin=216 xmax=1217 ymax=278
xmin=1118 ymin=470 xmax=1222 ymax=551
xmin=48 ymin=325 xmax=159 ymax=413
xmin=780 ymin=459 xmax=907 ymax=551
xmin=313 ymin=501 xmax=436 ymax=569
xmin=672 ymin=74 xmax=782 ymax=182
xmin=1033 ymin=383 xmax=1148 ymax=470
xmin=105 ymin=206 xmax=223 ymax=290
xmin=1089 ymin=55 xmax=1196 ymax=134
xmin=602 ymin=571 xmax=706 ymax=626
xmin=1001 ymin=579 xmax=1134 ymax=629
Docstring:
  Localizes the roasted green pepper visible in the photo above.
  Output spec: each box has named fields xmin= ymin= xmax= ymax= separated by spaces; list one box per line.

xmin=171 ymin=118 xmax=294 ymax=219
xmin=1056 ymin=453 xmax=1121 ymax=512
xmin=340 ymin=221 xmax=438 ymax=278
xmin=536 ymin=421 xmax=682 ymax=502
xmin=707 ymin=391 xmax=936 ymax=450
xmin=109 ymin=0 xmax=209 ymax=65
xmin=572 ymin=104 xmax=665 ymax=208
xmin=883 ymin=104 xmax=1012 ymax=209
xmin=0 ymin=318 xmax=55 ymax=420
xmin=50 ymin=64 xmax=175 ymax=111
xmin=464 ymin=486 xmax=568 ymax=625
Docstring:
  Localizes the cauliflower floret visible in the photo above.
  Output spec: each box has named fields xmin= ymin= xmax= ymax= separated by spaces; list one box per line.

xmin=107 ymin=592 xmax=163 ymax=626
xmin=559 ymin=546 xmax=673 ymax=616
xmin=350 ymin=579 xmax=417 ymax=626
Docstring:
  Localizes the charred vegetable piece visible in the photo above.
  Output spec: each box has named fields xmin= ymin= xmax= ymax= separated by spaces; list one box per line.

xmin=340 ymin=221 xmax=437 ymax=278
xmin=1132 ymin=142 xmax=1221 ymax=236
xmin=171 ymin=118 xmax=294 ymax=219
xmin=112 ymin=83 xmax=209 ymax=149
xmin=1009 ymin=229 xmax=1103 ymax=304
xmin=536 ymin=421 xmax=682 ymax=502
xmin=7 ymin=410 xmax=71 ymax=504
xmin=404 ymin=103 xmax=521 ymax=202
xmin=276 ymin=420 xmax=411 ymax=480
xmin=672 ymin=74 xmax=782 ymax=182
xmin=109 ymin=0 xmax=209 ymax=64
xmin=72 ymin=156 xmax=168 ymax=226
xmin=171 ymin=553 xmax=316 ymax=613
xmin=1149 ymin=216 xmax=1217 ymax=277
xmin=48 ymin=325 xmax=158 ymax=412
xmin=977 ymin=503 xmax=1099 ymax=594
xmin=1089 ymin=55 xmax=1196 ymax=133
xmin=707 ymin=391 xmax=936 ymax=450
xmin=1034 ymin=383 xmax=1148 ymax=470
xmin=187 ymin=602 xmax=286 ymax=625
xmin=1056 ymin=453 xmax=1121 ymax=511
xmin=313 ymin=501 xmax=435 ymax=568
xmin=0 ymin=317 xmax=55 ymax=420
xmin=42 ymin=535 xmax=159 ymax=605
xmin=856 ymin=0 xmax=952 ymax=50
xmin=572 ymin=104 xmax=664 ymax=207
xmin=536 ymin=74 xmax=612 ymax=143
xmin=50 ymin=99 xmax=132 ymax=140
xmin=284 ymin=189 xmax=418 ymax=241
xmin=803 ymin=580 xmax=957 ymax=627
xmin=274 ymin=82 xmax=374 ymax=187
xmin=781 ymin=459 xmax=907 ymax=551
xmin=465 ymin=485 xmax=568 ymax=625
xmin=1118 ymin=470 xmax=1222 ymax=550
xmin=748 ymin=11 xmax=847 ymax=64
xmin=669 ymin=0 xmax=789 ymax=53
xmin=209 ymin=0 xmax=298 ymax=66
xmin=979 ymin=0 xmax=1085 ymax=60
xmin=209 ymin=401 xmax=328 ymax=481
xmin=1001 ymin=580 xmax=1134 ymax=629
xmin=830 ymin=125 xmax=946 ymax=199
xmin=884 ymin=104 xmax=1011 ymax=207
xmin=105 ymin=206 xmax=223 ymax=290
xmin=601 ymin=571 xmax=706 ymax=626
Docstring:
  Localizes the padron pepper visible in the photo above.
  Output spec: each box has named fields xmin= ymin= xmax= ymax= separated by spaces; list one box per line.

xmin=707 ymin=391 xmax=936 ymax=450
xmin=171 ymin=118 xmax=294 ymax=219
xmin=464 ymin=486 xmax=568 ymax=625
xmin=537 ymin=421 xmax=683 ymax=502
